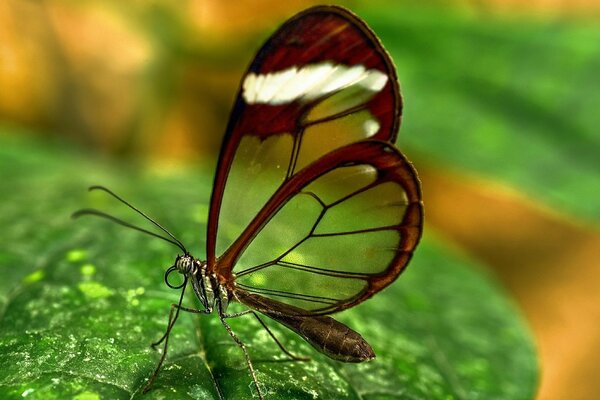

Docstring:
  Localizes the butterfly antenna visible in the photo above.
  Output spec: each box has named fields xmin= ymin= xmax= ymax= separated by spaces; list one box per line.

xmin=72 ymin=208 xmax=187 ymax=253
xmin=77 ymin=185 xmax=188 ymax=254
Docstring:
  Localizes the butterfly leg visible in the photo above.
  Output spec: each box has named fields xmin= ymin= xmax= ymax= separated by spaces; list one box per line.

xmin=251 ymin=312 xmax=310 ymax=362
xmin=143 ymin=283 xmax=209 ymax=393
xmin=218 ymin=313 xmax=265 ymax=400
xmin=151 ymin=303 xmax=209 ymax=349
xmin=222 ymin=309 xmax=310 ymax=361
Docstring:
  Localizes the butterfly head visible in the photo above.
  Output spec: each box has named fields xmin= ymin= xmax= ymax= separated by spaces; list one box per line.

xmin=164 ymin=254 xmax=205 ymax=290
xmin=174 ymin=254 xmax=197 ymax=275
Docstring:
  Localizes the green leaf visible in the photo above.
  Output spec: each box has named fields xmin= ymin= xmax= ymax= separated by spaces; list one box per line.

xmin=0 ymin=134 xmax=537 ymax=399
xmin=357 ymin=4 xmax=600 ymax=222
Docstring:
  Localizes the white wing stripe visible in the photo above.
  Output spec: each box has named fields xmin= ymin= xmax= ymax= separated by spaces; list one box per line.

xmin=242 ymin=62 xmax=388 ymax=105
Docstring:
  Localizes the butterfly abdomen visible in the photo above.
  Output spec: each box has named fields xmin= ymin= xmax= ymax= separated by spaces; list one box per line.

xmin=238 ymin=291 xmax=375 ymax=362
xmin=296 ymin=315 xmax=376 ymax=362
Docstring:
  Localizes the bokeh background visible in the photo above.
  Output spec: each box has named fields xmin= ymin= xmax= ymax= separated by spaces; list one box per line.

xmin=1 ymin=0 xmax=599 ymax=398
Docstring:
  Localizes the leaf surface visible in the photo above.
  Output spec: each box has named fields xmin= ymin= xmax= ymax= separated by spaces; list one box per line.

xmin=0 ymin=134 xmax=537 ymax=399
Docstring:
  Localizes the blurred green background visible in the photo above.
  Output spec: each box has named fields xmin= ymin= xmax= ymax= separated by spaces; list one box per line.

xmin=1 ymin=0 xmax=599 ymax=399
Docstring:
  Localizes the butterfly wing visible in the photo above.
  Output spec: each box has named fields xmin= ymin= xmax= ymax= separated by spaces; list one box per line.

xmin=223 ymin=140 xmax=422 ymax=315
xmin=206 ymin=6 xmax=422 ymax=315
xmin=206 ymin=6 xmax=403 ymax=269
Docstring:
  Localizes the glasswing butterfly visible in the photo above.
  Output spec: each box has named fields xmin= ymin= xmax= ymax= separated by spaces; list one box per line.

xmin=74 ymin=5 xmax=423 ymax=399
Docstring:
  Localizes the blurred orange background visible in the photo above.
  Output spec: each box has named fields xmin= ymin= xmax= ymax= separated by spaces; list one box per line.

xmin=1 ymin=1 xmax=599 ymax=399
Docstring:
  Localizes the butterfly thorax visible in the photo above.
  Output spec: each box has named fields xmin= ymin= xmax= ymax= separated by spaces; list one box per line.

xmin=174 ymin=255 xmax=230 ymax=314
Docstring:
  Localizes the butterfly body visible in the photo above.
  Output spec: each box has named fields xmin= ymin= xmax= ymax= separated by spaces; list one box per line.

xmin=175 ymin=253 xmax=375 ymax=363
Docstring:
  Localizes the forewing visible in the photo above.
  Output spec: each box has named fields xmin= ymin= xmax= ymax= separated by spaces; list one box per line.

xmin=223 ymin=141 xmax=423 ymax=315
xmin=206 ymin=6 xmax=402 ymax=269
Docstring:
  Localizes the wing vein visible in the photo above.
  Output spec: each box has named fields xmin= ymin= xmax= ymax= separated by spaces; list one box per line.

xmin=278 ymin=260 xmax=371 ymax=279
xmin=236 ymin=283 xmax=340 ymax=305
xmin=311 ymin=224 xmax=401 ymax=237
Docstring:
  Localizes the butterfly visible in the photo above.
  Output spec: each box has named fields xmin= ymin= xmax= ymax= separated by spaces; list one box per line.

xmin=75 ymin=5 xmax=423 ymax=399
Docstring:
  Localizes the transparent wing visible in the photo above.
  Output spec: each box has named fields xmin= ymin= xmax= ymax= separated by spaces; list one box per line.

xmin=206 ymin=6 xmax=402 ymax=270
xmin=221 ymin=141 xmax=422 ymax=315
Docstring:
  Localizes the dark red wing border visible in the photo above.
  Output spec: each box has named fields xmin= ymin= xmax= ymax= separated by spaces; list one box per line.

xmin=221 ymin=140 xmax=423 ymax=315
xmin=206 ymin=6 xmax=402 ymax=268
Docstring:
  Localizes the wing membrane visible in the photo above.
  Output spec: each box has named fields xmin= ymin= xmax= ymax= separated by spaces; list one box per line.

xmin=207 ymin=6 xmax=402 ymax=268
xmin=224 ymin=141 xmax=422 ymax=315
